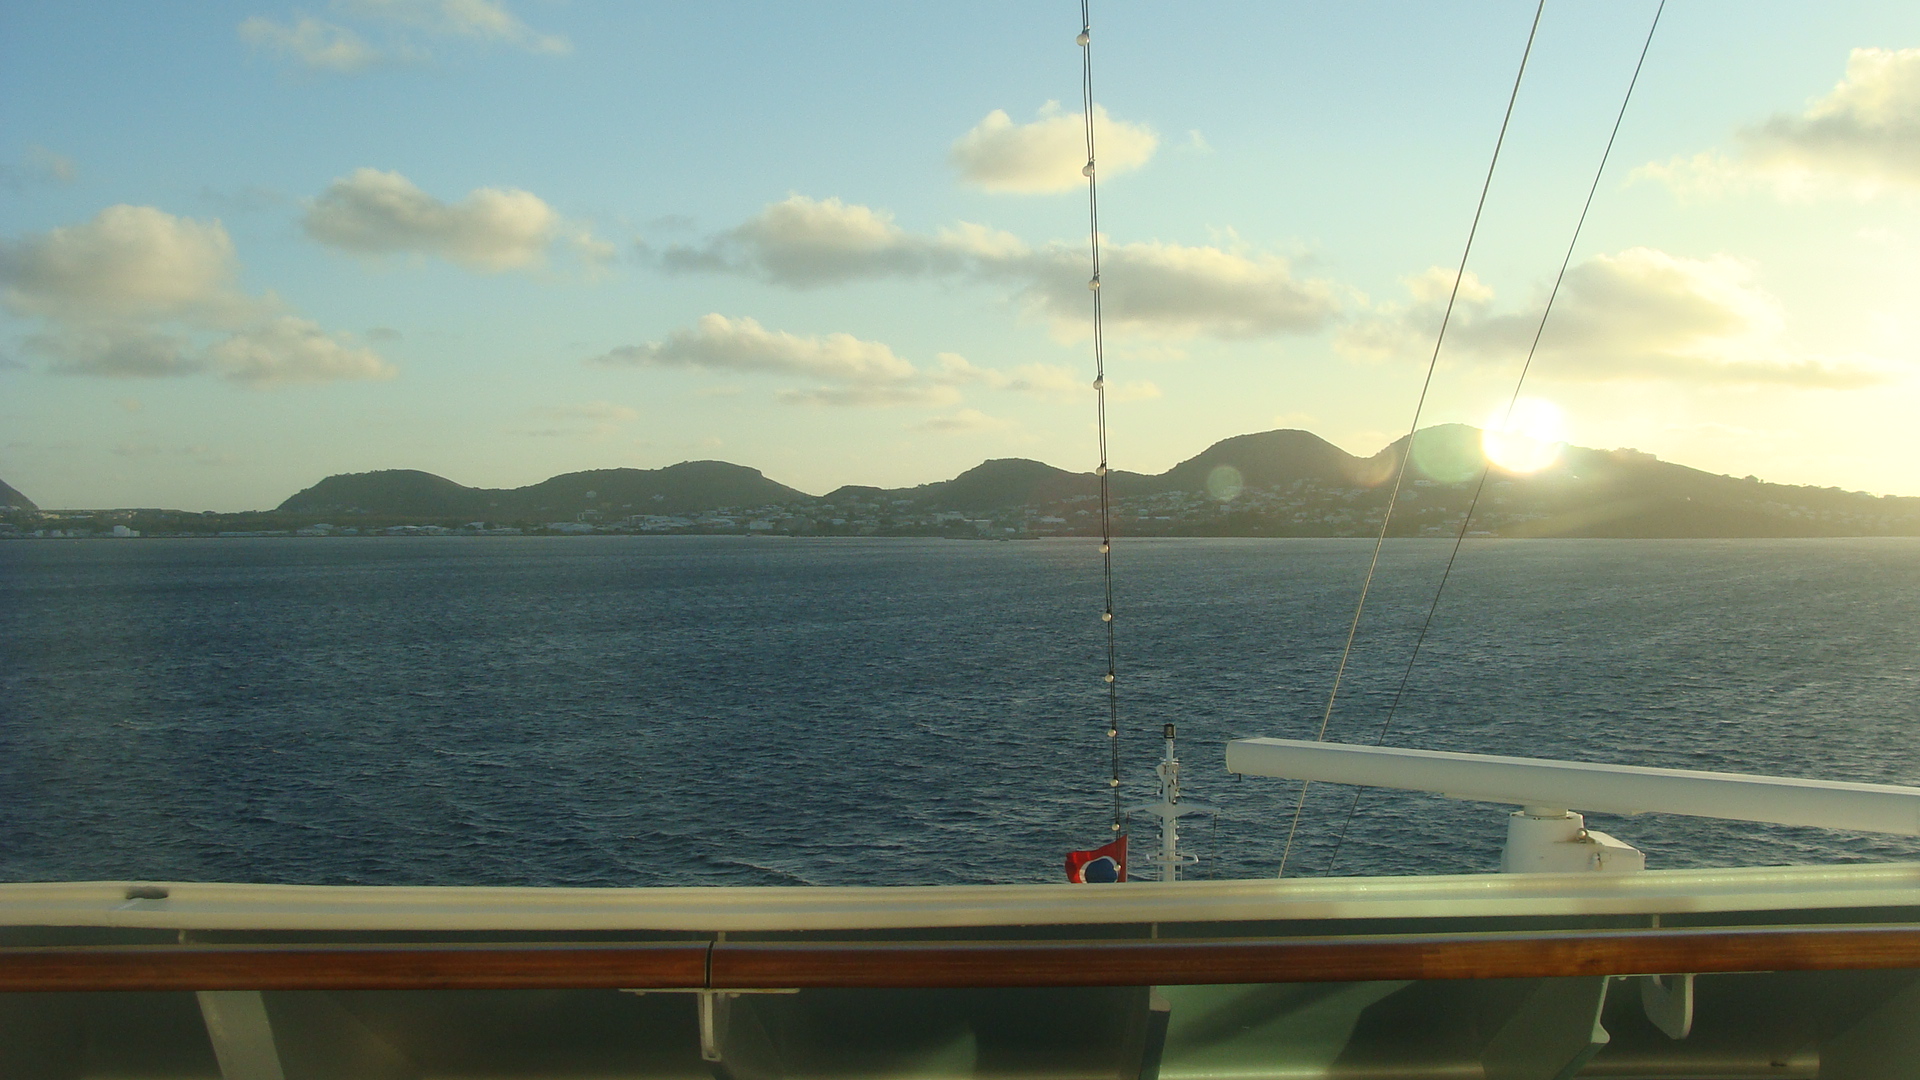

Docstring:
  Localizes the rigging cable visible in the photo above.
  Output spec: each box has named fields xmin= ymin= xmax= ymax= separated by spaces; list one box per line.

xmin=1277 ymin=0 xmax=1548 ymax=878
xmin=1079 ymin=1 xmax=1123 ymax=834
xmin=1322 ymin=0 xmax=1667 ymax=876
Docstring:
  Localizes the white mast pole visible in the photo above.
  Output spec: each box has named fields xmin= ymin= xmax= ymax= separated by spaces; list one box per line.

xmin=1137 ymin=724 xmax=1214 ymax=881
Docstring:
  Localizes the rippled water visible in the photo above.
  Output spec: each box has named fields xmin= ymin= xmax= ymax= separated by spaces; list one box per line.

xmin=2 ymin=535 xmax=1916 ymax=886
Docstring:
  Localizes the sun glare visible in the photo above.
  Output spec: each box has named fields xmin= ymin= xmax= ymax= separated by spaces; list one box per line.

xmin=1482 ymin=397 xmax=1566 ymax=474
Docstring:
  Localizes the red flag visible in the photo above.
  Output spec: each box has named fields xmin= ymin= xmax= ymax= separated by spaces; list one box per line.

xmin=1065 ymin=835 xmax=1127 ymax=883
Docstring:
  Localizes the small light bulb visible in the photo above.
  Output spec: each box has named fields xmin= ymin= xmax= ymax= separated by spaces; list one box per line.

xmin=1101 ymin=611 xmax=1113 ymax=622
xmin=1103 ymin=673 xmax=1115 ymax=683
xmin=1077 ymin=30 xmax=1090 ymax=46
xmin=1082 ymin=160 xmax=1096 ymax=177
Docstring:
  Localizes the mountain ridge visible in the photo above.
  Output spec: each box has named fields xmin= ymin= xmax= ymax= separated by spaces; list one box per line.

xmin=0 ymin=478 xmax=35 ymax=512
xmin=260 ymin=426 xmax=1920 ymax=539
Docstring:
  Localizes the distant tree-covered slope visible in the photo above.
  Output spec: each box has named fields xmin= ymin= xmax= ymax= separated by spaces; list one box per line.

xmin=0 ymin=477 xmax=37 ymax=512
xmin=277 ymin=461 xmax=809 ymax=519
xmin=268 ymin=426 xmax=1920 ymax=537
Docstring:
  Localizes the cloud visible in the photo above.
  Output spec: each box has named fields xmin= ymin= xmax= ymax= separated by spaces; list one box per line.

xmin=304 ymin=168 xmax=588 ymax=271
xmin=588 ymin=315 xmax=1114 ymax=409
xmin=911 ymin=408 xmax=1012 ymax=433
xmin=1641 ymin=48 xmax=1920 ymax=198
xmin=109 ymin=441 xmax=241 ymax=466
xmin=932 ymin=356 xmax=1152 ymax=401
xmin=205 ymin=316 xmax=392 ymax=386
xmin=1006 ymin=240 xmax=1341 ymax=339
xmin=533 ymin=401 xmax=640 ymax=424
xmin=778 ymin=385 xmax=962 ymax=408
xmin=346 ymin=0 xmax=570 ymax=54
xmin=0 ymin=204 xmax=394 ymax=386
xmin=1341 ymin=248 xmax=1888 ymax=388
xmin=239 ymin=16 xmax=387 ymax=73
xmin=240 ymin=1 xmax=566 ymax=73
xmin=950 ymin=103 xmax=1157 ymax=193
xmin=660 ymin=195 xmax=1341 ymax=339
xmin=1 ymin=145 xmax=79 ymax=190
xmin=656 ymin=195 xmax=1007 ymax=287
xmin=512 ymin=400 xmax=640 ymax=437
xmin=590 ymin=314 xmax=919 ymax=383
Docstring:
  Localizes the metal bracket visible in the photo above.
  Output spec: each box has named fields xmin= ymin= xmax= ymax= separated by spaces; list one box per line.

xmin=197 ymin=991 xmax=286 ymax=1080
xmin=1639 ymin=973 xmax=1695 ymax=1040
xmin=619 ymin=988 xmax=799 ymax=1063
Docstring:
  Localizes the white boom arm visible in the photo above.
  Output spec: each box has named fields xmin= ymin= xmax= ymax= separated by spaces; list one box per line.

xmin=1225 ymin=738 xmax=1920 ymax=836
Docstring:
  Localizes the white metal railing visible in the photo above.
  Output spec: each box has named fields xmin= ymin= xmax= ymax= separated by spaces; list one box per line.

xmin=1225 ymin=738 xmax=1920 ymax=835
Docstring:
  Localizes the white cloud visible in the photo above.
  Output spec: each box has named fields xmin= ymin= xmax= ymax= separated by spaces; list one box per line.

xmin=0 ymin=145 xmax=79 ymax=190
xmin=778 ymin=385 xmax=962 ymax=408
xmin=1341 ymin=248 xmax=1888 ymax=388
xmin=239 ymin=16 xmax=386 ymax=73
xmin=911 ymin=408 xmax=1012 ymax=433
xmin=534 ymin=401 xmax=640 ymax=424
xmin=303 ymin=168 xmax=574 ymax=271
xmin=1107 ymin=379 xmax=1164 ymax=403
xmin=950 ymin=103 xmax=1157 ymax=193
xmin=240 ymin=1 xmax=566 ymax=73
xmin=658 ymin=195 xmax=1013 ymax=287
xmin=662 ymin=195 xmax=1341 ymax=339
xmin=587 ymin=315 xmax=1124 ymax=409
xmin=0 ymin=205 xmax=393 ymax=386
xmin=1008 ymin=240 xmax=1342 ymax=339
xmin=1642 ymin=48 xmax=1920 ymax=198
xmin=1 ymin=206 xmax=243 ymax=325
xmin=205 ymin=317 xmax=390 ymax=386
xmin=589 ymin=314 xmax=919 ymax=383
xmin=346 ymin=0 xmax=569 ymax=54
xmin=512 ymin=400 xmax=640 ymax=438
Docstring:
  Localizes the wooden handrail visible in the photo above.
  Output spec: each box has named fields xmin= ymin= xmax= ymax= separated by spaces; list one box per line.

xmin=713 ymin=925 xmax=1920 ymax=988
xmin=3 ymin=925 xmax=1917 ymax=992
xmin=0 ymin=942 xmax=710 ymax=993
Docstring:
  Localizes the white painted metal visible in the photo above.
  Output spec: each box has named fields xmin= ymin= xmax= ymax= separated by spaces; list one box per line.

xmin=1639 ymin=974 xmax=1694 ymax=1040
xmin=197 ymin=991 xmax=286 ymax=1080
xmin=5 ymin=863 xmax=1917 ymax=931
xmin=1501 ymin=810 xmax=1644 ymax=874
xmin=1133 ymin=724 xmax=1213 ymax=881
xmin=1225 ymin=738 xmax=1920 ymax=835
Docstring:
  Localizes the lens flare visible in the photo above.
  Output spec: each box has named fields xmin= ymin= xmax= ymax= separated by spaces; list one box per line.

xmin=1206 ymin=464 xmax=1244 ymax=502
xmin=1482 ymin=397 xmax=1565 ymax=474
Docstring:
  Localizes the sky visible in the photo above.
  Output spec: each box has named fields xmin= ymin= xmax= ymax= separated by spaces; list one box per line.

xmin=4 ymin=1 xmax=1920 ymax=511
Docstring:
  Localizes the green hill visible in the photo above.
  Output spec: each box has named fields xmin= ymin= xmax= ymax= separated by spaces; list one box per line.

xmin=277 ymin=461 xmax=809 ymax=520
xmin=0 ymin=477 xmax=36 ymax=512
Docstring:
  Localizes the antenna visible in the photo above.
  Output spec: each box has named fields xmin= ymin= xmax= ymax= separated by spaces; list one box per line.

xmin=1133 ymin=724 xmax=1215 ymax=881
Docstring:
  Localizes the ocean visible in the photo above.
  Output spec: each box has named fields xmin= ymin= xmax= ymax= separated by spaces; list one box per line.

xmin=2 ymin=535 xmax=1916 ymax=886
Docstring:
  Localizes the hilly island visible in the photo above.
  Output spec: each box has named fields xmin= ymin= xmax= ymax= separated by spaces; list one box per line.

xmin=8 ymin=425 xmax=1920 ymax=541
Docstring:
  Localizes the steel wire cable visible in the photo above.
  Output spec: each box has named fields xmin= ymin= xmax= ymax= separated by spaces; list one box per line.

xmin=1079 ymin=1 xmax=1123 ymax=833
xmin=1277 ymin=0 xmax=1549 ymax=878
xmin=1321 ymin=0 xmax=1667 ymax=877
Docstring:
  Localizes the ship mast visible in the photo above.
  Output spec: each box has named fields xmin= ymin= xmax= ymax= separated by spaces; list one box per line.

xmin=1135 ymin=724 xmax=1215 ymax=881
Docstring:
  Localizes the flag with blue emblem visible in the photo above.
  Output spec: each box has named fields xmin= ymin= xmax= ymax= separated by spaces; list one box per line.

xmin=1065 ymin=835 xmax=1127 ymax=883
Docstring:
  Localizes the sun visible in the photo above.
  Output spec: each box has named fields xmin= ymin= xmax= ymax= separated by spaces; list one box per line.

xmin=1481 ymin=397 xmax=1566 ymax=474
